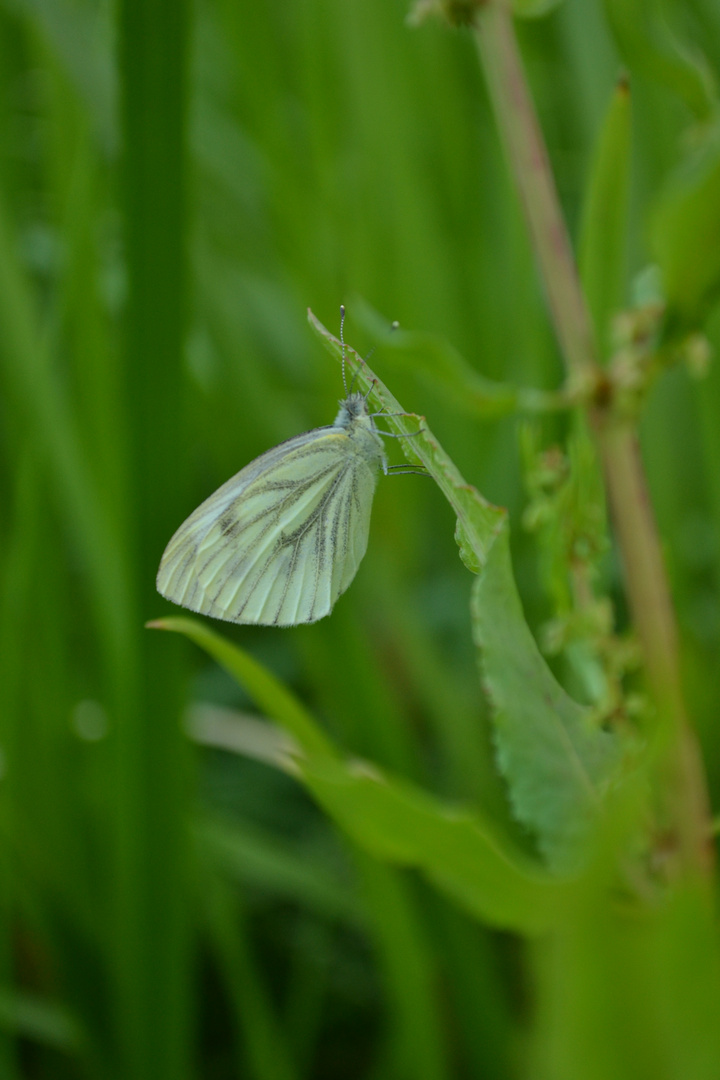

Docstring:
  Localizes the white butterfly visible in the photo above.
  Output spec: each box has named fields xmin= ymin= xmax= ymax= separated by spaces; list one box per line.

xmin=156 ymin=314 xmax=411 ymax=626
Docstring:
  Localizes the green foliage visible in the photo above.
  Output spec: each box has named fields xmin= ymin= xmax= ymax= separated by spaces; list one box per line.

xmin=471 ymin=531 xmax=621 ymax=869
xmin=355 ymin=296 xmax=567 ymax=416
xmin=312 ymin=313 xmax=623 ymax=870
xmin=152 ymin=570 xmax=572 ymax=933
xmin=2 ymin=0 xmax=720 ymax=1078
xmin=578 ymin=77 xmax=632 ymax=358
xmin=603 ymin=0 xmax=718 ymax=120
xmin=652 ymin=128 xmax=720 ymax=328
xmin=532 ymin=879 xmax=720 ymax=1080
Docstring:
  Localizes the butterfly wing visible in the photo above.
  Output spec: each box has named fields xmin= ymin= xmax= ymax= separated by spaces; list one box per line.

xmin=157 ymin=427 xmax=380 ymax=625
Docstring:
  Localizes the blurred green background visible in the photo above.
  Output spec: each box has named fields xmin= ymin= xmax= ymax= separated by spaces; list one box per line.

xmin=2 ymin=0 xmax=720 ymax=1077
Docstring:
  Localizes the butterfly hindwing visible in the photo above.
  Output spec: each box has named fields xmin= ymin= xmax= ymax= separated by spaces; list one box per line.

xmin=157 ymin=425 xmax=381 ymax=625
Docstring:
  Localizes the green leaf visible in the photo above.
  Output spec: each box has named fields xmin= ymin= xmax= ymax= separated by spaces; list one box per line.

xmin=303 ymin=754 xmax=569 ymax=932
xmin=651 ymin=127 xmax=720 ymax=327
xmin=603 ymin=0 xmax=717 ymax=121
xmin=578 ymin=77 xmax=632 ymax=358
xmin=310 ymin=310 xmax=622 ymax=871
xmin=153 ymin=617 xmax=568 ymax=932
xmin=0 ymin=987 xmax=85 ymax=1053
xmin=455 ymin=518 xmax=484 ymax=575
xmin=308 ymin=308 xmax=507 ymax=564
xmin=354 ymin=297 xmax=565 ymax=418
xmin=471 ymin=530 xmax=621 ymax=870
xmin=157 ymin=316 xmax=622 ymax=910
xmin=148 ymin=615 xmax=336 ymax=763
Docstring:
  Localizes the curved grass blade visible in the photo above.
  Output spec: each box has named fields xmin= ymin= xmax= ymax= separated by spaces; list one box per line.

xmin=149 ymin=617 xmax=571 ymax=932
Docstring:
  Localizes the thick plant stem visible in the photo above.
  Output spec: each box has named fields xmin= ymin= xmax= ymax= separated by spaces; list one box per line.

xmin=474 ymin=0 xmax=598 ymax=384
xmin=599 ymin=424 xmax=713 ymax=875
xmin=473 ymin=0 xmax=712 ymax=877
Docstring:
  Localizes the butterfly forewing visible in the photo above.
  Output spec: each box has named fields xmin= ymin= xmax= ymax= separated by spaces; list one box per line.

xmin=157 ymin=423 xmax=382 ymax=625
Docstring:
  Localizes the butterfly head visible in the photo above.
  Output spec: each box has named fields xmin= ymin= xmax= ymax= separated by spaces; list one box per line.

xmin=335 ymin=391 xmax=376 ymax=431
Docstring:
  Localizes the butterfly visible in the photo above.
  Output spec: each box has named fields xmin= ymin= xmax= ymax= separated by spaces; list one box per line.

xmin=156 ymin=310 xmax=416 ymax=626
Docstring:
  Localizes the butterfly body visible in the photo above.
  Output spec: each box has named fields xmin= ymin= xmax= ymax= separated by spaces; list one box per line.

xmin=156 ymin=392 xmax=386 ymax=626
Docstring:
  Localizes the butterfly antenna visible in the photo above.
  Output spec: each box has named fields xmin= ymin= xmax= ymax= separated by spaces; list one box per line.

xmin=340 ymin=305 xmax=348 ymax=395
